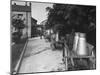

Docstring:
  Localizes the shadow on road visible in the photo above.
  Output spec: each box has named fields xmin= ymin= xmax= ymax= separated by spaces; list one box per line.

xmin=24 ymin=47 xmax=51 ymax=58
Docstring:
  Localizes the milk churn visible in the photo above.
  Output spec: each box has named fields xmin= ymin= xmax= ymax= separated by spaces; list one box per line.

xmin=77 ymin=33 xmax=89 ymax=56
xmin=56 ymin=32 xmax=59 ymax=41
xmin=72 ymin=32 xmax=80 ymax=53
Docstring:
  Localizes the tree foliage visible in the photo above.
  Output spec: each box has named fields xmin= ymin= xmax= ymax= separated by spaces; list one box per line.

xmin=46 ymin=4 xmax=96 ymax=34
xmin=12 ymin=14 xmax=26 ymax=43
xmin=12 ymin=19 xmax=25 ymax=29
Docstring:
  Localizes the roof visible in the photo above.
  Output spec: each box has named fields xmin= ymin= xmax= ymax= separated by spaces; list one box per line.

xmin=31 ymin=17 xmax=37 ymax=23
xmin=40 ymin=19 xmax=47 ymax=25
xmin=12 ymin=5 xmax=31 ymax=12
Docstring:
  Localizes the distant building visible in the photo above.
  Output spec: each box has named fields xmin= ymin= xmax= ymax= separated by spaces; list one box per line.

xmin=31 ymin=17 xmax=37 ymax=37
xmin=40 ymin=20 xmax=53 ymax=35
xmin=31 ymin=17 xmax=37 ymax=26
xmin=11 ymin=2 xmax=31 ymax=38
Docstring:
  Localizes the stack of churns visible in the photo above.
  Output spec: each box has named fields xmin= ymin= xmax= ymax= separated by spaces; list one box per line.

xmin=72 ymin=32 xmax=94 ymax=56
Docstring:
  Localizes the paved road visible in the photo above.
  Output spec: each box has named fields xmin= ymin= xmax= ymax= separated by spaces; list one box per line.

xmin=19 ymin=37 xmax=65 ymax=74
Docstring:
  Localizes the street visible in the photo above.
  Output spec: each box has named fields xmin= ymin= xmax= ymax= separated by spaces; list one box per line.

xmin=11 ymin=1 xmax=96 ymax=74
xmin=19 ymin=37 xmax=65 ymax=73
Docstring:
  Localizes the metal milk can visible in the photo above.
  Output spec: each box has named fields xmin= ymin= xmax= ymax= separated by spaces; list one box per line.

xmin=56 ymin=32 xmax=59 ymax=41
xmin=72 ymin=32 xmax=80 ymax=53
xmin=76 ymin=33 xmax=89 ymax=56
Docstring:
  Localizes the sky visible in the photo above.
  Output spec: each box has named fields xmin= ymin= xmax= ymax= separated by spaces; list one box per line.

xmin=12 ymin=1 xmax=53 ymax=24
xmin=32 ymin=2 xmax=53 ymax=24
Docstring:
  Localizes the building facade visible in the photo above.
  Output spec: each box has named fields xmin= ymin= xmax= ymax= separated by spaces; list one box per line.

xmin=31 ymin=17 xmax=38 ymax=37
xmin=11 ymin=2 xmax=31 ymax=38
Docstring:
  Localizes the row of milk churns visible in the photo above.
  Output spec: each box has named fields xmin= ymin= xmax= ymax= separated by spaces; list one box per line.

xmin=73 ymin=32 xmax=90 ymax=56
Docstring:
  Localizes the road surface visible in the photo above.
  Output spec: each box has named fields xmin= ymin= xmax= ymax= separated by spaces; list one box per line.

xmin=19 ymin=37 xmax=65 ymax=74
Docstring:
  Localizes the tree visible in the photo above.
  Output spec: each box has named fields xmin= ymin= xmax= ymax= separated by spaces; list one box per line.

xmin=46 ymin=4 xmax=96 ymax=35
xmin=12 ymin=18 xmax=25 ymax=32
xmin=12 ymin=14 xmax=25 ymax=43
